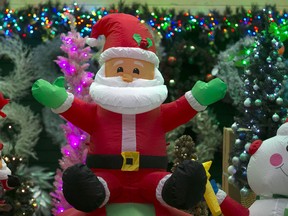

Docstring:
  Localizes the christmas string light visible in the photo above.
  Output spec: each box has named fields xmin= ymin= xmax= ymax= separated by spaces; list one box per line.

xmin=0 ymin=3 xmax=287 ymax=43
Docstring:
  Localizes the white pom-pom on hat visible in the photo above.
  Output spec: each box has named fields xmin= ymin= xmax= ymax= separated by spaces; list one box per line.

xmin=86 ymin=38 xmax=98 ymax=47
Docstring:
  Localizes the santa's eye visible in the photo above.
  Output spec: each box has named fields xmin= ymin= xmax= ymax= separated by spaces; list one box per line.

xmin=133 ymin=68 xmax=140 ymax=74
xmin=286 ymin=145 xmax=288 ymax=152
xmin=117 ymin=67 xmax=123 ymax=73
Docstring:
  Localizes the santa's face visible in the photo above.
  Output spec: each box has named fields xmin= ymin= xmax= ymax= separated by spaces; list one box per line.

xmin=89 ymin=58 xmax=168 ymax=114
xmin=105 ymin=58 xmax=155 ymax=81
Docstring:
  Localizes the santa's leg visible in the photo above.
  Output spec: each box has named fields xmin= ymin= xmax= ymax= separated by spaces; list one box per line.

xmin=62 ymin=164 xmax=121 ymax=213
xmin=139 ymin=171 xmax=174 ymax=216
xmin=139 ymin=170 xmax=169 ymax=203
xmin=159 ymin=160 xmax=207 ymax=210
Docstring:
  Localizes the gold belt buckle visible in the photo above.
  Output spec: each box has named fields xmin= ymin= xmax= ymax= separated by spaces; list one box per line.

xmin=121 ymin=151 xmax=140 ymax=171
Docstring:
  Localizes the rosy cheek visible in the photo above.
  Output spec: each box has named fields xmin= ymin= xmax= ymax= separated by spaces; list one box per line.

xmin=270 ymin=153 xmax=283 ymax=167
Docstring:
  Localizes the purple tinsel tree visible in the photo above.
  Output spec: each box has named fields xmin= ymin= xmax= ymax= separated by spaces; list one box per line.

xmin=49 ymin=13 xmax=94 ymax=215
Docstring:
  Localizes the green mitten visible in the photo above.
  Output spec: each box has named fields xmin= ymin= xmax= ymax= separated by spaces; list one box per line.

xmin=32 ymin=76 xmax=68 ymax=109
xmin=191 ymin=78 xmax=227 ymax=106
xmin=285 ymin=208 xmax=288 ymax=216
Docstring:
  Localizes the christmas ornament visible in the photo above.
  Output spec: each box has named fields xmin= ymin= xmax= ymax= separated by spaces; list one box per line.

xmin=167 ymin=56 xmax=177 ymax=65
xmin=227 ymin=165 xmax=236 ymax=175
xmin=240 ymin=187 xmax=250 ymax=197
xmin=276 ymin=97 xmax=283 ymax=105
xmin=272 ymin=113 xmax=280 ymax=122
xmin=231 ymin=157 xmax=240 ymax=166
xmin=244 ymin=98 xmax=252 ymax=107
xmin=205 ymin=74 xmax=215 ymax=82
xmin=254 ymin=99 xmax=262 ymax=106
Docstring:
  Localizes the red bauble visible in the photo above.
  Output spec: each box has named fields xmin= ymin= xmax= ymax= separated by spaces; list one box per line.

xmin=168 ymin=56 xmax=177 ymax=65
xmin=205 ymin=74 xmax=215 ymax=82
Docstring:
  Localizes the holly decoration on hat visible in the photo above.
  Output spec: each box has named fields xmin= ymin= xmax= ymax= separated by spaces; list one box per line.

xmin=133 ymin=34 xmax=153 ymax=49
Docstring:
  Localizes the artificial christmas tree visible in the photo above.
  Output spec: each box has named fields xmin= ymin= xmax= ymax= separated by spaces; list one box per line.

xmin=227 ymin=20 xmax=288 ymax=200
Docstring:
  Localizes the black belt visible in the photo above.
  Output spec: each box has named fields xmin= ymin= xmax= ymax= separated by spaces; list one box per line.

xmin=86 ymin=154 xmax=168 ymax=170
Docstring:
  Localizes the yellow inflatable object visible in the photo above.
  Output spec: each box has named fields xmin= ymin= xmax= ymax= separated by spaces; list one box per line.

xmin=202 ymin=161 xmax=222 ymax=216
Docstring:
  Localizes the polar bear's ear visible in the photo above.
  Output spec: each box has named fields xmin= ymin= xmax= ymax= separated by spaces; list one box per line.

xmin=276 ymin=121 xmax=288 ymax=136
xmin=249 ymin=140 xmax=263 ymax=155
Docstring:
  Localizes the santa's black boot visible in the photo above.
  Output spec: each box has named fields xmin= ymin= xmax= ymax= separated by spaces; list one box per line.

xmin=161 ymin=160 xmax=207 ymax=210
xmin=62 ymin=163 xmax=106 ymax=212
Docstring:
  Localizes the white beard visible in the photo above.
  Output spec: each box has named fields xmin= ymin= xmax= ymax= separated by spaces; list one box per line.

xmin=89 ymin=65 xmax=168 ymax=114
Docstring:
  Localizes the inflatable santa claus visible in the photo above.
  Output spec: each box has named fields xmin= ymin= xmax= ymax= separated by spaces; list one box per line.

xmin=32 ymin=13 xmax=227 ymax=216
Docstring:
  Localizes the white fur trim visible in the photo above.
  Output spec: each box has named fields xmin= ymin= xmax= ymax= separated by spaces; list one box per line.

xmin=122 ymin=115 xmax=136 ymax=152
xmin=86 ymin=38 xmax=98 ymax=47
xmin=0 ymin=160 xmax=11 ymax=180
xmin=99 ymin=47 xmax=159 ymax=68
xmin=185 ymin=91 xmax=206 ymax=112
xmin=51 ymin=93 xmax=74 ymax=114
xmin=216 ymin=189 xmax=227 ymax=204
xmin=156 ymin=173 xmax=172 ymax=206
xmin=98 ymin=177 xmax=110 ymax=207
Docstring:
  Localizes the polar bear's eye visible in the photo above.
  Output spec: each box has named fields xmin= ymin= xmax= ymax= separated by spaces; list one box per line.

xmin=286 ymin=145 xmax=288 ymax=152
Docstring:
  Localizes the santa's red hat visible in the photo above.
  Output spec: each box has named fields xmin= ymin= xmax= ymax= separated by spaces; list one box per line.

xmin=89 ymin=13 xmax=159 ymax=67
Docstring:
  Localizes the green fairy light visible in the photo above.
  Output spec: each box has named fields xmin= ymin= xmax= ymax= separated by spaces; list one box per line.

xmin=269 ymin=22 xmax=288 ymax=42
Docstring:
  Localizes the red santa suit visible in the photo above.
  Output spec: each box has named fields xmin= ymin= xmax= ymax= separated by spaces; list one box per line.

xmin=55 ymin=90 xmax=205 ymax=215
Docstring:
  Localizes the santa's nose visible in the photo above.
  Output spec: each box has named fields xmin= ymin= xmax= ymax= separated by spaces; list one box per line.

xmin=122 ymin=73 xmax=133 ymax=83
